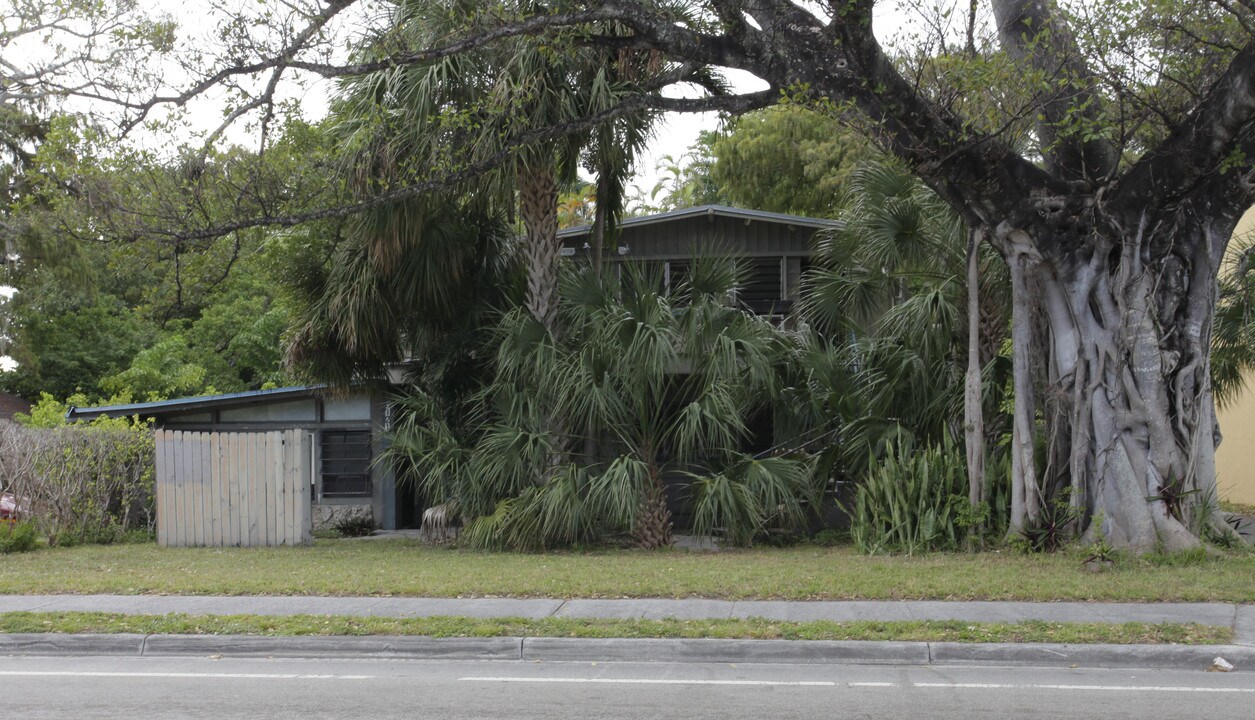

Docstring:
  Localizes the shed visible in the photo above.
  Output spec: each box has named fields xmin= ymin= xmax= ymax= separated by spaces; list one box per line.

xmin=67 ymin=385 xmax=412 ymax=532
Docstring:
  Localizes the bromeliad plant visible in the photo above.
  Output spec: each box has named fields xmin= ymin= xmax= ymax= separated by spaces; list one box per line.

xmin=387 ymin=259 xmax=820 ymax=550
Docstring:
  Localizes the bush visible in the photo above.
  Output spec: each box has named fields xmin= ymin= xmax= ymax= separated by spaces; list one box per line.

xmin=0 ymin=520 xmax=39 ymax=553
xmin=688 ymin=456 xmax=820 ymax=547
xmin=334 ymin=514 xmax=377 ymax=538
xmin=0 ymin=421 xmax=154 ymax=546
xmin=845 ymin=438 xmax=967 ymax=554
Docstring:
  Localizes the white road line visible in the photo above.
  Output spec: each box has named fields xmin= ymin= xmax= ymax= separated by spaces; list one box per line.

xmin=458 ymin=678 xmax=1254 ymax=694
xmin=460 ymin=677 xmax=836 ymax=687
xmin=0 ymin=671 xmax=372 ymax=680
xmin=913 ymin=683 xmax=1255 ymax=693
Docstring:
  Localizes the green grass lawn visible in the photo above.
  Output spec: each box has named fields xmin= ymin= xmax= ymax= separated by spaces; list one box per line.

xmin=0 ymin=612 xmax=1231 ymax=645
xmin=1 ymin=539 xmax=1253 ymax=602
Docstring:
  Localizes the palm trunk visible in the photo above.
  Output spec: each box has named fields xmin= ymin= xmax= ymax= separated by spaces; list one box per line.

xmin=517 ymin=162 xmax=560 ymax=333
xmin=633 ymin=448 xmax=672 ymax=548
xmin=591 ymin=173 xmax=609 ymax=269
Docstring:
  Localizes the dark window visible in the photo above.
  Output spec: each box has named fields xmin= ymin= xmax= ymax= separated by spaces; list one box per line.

xmin=320 ymin=430 xmax=372 ymax=498
xmin=740 ymin=256 xmax=786 ymax=315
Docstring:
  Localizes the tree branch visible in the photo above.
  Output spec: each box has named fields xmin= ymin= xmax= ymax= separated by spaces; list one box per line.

xmin=120 ymin=0 xmax=357 ymax=132
xmin=1113 ymin=38 xmax=1255 ymax=225
xmin=991 ymin=0 xmax=1118 ymax=184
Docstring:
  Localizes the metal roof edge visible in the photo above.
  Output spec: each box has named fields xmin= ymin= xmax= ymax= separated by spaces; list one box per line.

xmin=557 ymin=205 xmax=839 ymax=239
xmin=64 ymin=385 xmax=329 ymax=421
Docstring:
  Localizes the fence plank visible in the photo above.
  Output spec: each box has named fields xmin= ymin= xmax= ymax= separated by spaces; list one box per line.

xmin=244 ymin=433 xmax=256 ymax=547
xmin=174 ymin=431 xmax=187 ymax=547
xmin=154 ymin=429 xmax=166 ymax=547
xmin=189 ymin=434 xmax=202 ymax=546
xmin=287 ymin=431 xmax=298 ymax=544
xmin=254 ymin=431 xmax=266 ymax=547
xmin=280 ymin=430 xmax=292 ymax=545
xmin=209 ymin=433 xmax=221 ymax=546
xmin=204 ymin=434 xmax=217 ymax=546
xmin=285 ymin=430 xmax=298 ymax=544
xmin=195 ymin=432 xmax=205 ymax=546
xmin=226 ymin=432 xmax=239 ymax=546
xmin=219 ymin=433 xmax=229 ymax=546
xmin=299 ymin=431 xmax=312 ymax=543
xmin=235 ymin=431 xmax=247 ymax=547
xmin=275 ymin=431 xmax=285 ymax=546
xmin=266 ymin=431 xmax=277 ymax=545
xmin=163 ymin=431 xmax=175 ymax=549
xmin=189 ymin=432 xmax=202 ymax=546
xmin=255 ymin=432 xmax=268 ymax=545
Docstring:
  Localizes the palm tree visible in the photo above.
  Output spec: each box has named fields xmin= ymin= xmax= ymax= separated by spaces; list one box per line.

xmin=1212 ymin=232 xmax=1255 ymax=409
xmin=387 ymin=259 xmax=820 ymax=549
xmin=332 ymin=0 xmax=683 ymax=334
xmin=798 ymin=160 xmax=1012 ymax=500
xmin=284 ymin=199 xmax=517 ymax=389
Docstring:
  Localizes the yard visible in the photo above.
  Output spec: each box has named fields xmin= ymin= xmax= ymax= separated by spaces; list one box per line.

xmin=2 ymin=539 xmax=1253 ymax=602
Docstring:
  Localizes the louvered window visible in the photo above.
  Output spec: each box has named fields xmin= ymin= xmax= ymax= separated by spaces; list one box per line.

xmin=740 ymin=257 xmax=786 ymax=315
xmin=320 ymin=430 xmax=372 ymax=498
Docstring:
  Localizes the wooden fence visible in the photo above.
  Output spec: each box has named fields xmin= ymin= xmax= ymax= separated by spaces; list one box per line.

xmin=154 ymin=429 xmax=312 ymax=547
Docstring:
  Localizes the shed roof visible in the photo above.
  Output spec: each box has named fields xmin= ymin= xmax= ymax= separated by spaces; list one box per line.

xmin=66 ymin=385 xmax=326 ymax=422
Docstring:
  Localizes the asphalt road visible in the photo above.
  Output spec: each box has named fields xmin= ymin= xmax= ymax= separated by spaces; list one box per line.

xmin=4 ymin=654 xmax=1253 ymax=719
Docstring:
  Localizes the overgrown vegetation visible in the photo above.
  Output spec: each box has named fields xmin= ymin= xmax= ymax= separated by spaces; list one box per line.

xmin=5 ymin=1 xmax=1255 ymax=560
xmin=390 ymin=260 xmax=819 ymax=551
xmin=334 ymin=514 xmax=377 ymax=538
xmin=0 ymin=418 xmax=154 ymax=546
xmin=846 ymin=439 xmax=1007 ymax=555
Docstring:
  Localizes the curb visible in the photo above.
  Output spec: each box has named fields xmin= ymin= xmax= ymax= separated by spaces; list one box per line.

xmin=2 ymin=634 xmax=1254 ymax=670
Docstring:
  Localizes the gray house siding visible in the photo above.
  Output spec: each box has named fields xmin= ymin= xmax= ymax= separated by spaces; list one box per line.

xmin=560 ymin=206 xmax=833 ymax=316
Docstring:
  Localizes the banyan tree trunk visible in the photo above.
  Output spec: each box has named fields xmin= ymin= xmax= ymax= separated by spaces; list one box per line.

xmin=999 ymin=215 xmax=1238 ymax=553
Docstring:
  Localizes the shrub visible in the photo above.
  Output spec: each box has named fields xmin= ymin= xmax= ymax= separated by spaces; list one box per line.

xmin=0 ymin=520 xmax=39 ymax=553
xmin=845 ymin=438 xmax=967 ymax=554
xmin=334 ymin=514 xmax=377 ymax=538
xmin=688 ymin=456 xmax=820 ymax=547
xmin=0 ymin=421 xmax=155 ymax=546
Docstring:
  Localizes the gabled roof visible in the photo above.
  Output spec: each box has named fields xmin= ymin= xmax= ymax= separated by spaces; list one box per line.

xmin=557 ymin=205 xmax=838 ymax=239
xmin=66 ymin=385 xmax=325 ymax=421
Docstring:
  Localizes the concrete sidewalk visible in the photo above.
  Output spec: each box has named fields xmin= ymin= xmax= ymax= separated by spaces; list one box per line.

xmin=2 ymin=595 xmax=1252 ymax=670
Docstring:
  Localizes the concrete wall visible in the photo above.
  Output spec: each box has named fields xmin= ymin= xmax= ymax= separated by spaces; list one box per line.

xmin=1218 ymin=376 xmax=1255 ymax=505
